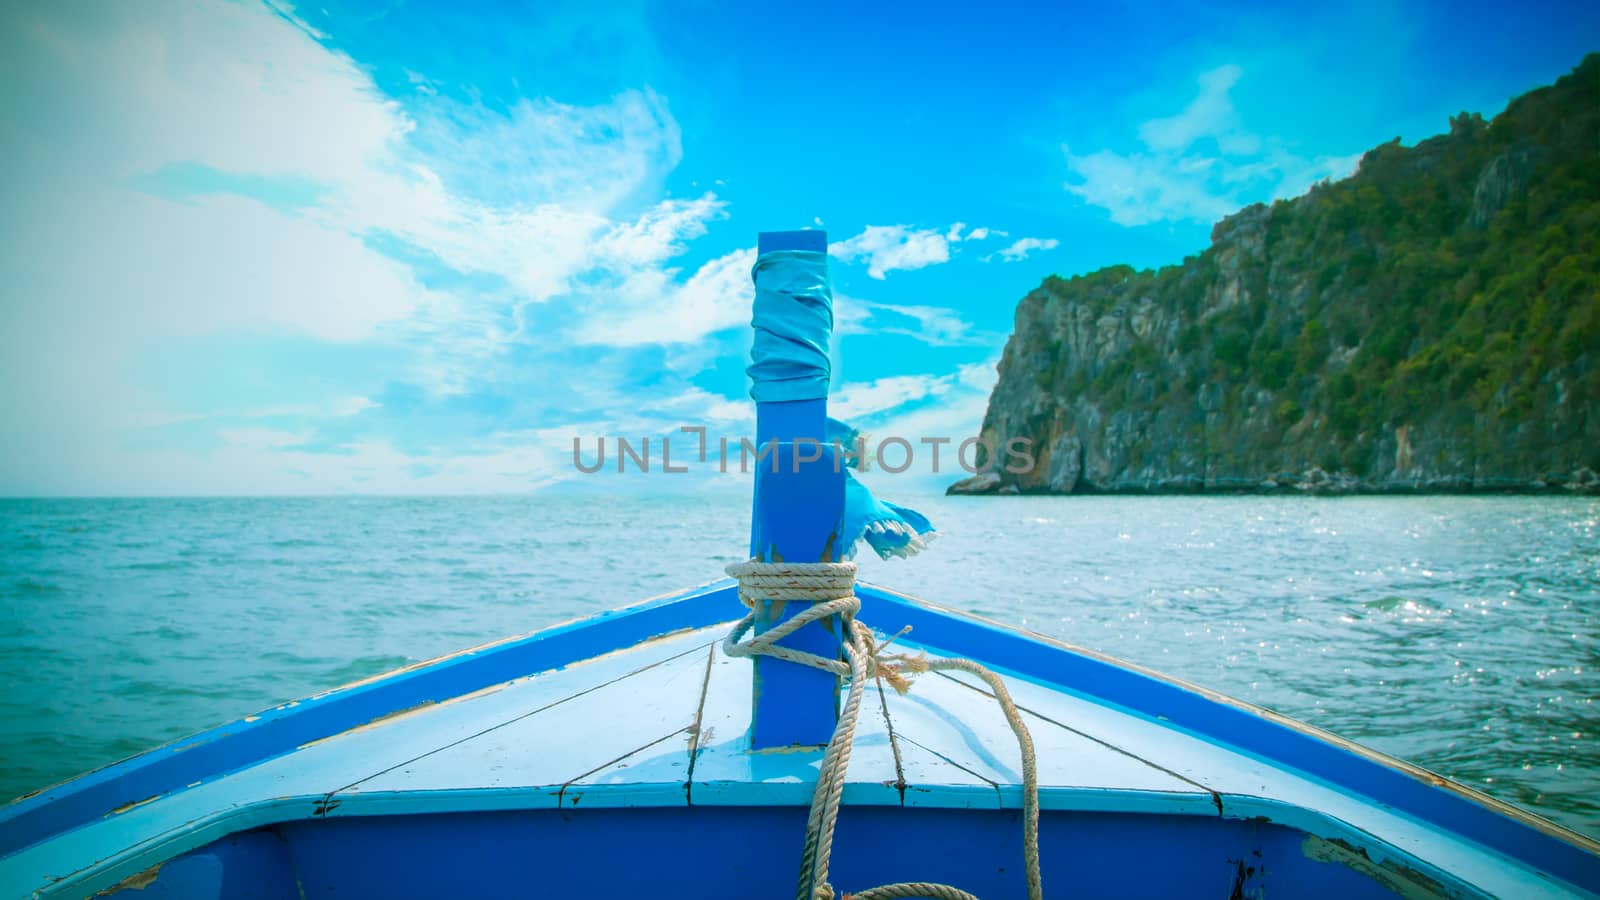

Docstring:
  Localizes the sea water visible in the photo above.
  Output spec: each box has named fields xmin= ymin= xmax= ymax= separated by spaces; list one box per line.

xmin=1 ymin=494 xmax=1595 ymax=836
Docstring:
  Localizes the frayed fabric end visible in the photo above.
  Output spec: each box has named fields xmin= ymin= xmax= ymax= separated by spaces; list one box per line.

xmin=841 ymin=467 xmax=936 ymax=560
xmin=863 ymin=518 xmax=938 ymax=559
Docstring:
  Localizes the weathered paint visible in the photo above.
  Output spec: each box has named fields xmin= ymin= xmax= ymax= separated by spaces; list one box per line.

xmin=93 ymin=860 xmax=159 ymax=895
xmin=103 ymin=796 xmax=160 ymax=818
xmin=295 ymin=699 xmax=438 ymax=751
xmin=1304 ymin=835 xmax=1451 ymax=900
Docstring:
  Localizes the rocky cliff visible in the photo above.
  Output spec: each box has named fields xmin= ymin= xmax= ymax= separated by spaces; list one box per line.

xmin=952 ymin=55 xmax=1600 ymax=496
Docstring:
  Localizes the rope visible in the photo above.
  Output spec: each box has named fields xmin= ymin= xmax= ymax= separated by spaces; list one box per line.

xmin=724 ymin=560 xmax=1042 ymax=900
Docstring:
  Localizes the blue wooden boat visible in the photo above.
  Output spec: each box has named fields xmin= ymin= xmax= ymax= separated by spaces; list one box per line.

xmin=3 ymin=232 xmax=1597 ymax=900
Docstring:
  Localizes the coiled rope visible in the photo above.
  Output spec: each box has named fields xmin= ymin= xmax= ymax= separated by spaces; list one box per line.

xmin=723 ymin=560 xmax=1042 ymax=900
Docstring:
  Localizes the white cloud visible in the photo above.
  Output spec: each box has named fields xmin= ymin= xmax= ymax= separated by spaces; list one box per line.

xmin=592 ymin=194 xmax=725 ymax=267
xmin=1064 ymin=64 xmax=1360 ymax=226
xmin=832 ymin=374 xmax=947 ymax=420
xmin=0 ymin=0 xmax=741 ymax=493
xmin=835 ymin=296 xmax=992 ymax=348
xmin=991 ymin=237 xmax=1060 ymax=262
xmin=944 ymin=223 xmax=999 ymax=243
xmin=956 ymin=360 xmax=997 ymax=392
xmin=404 ymin=89 xmax=682 ymax=214
xmin=0 ymin=1 xmax=1019 ymax=497
xmin=1063 ymin=146 xmax=1240 ymax=225
xmin=829 ymin=221 xmax=1005 ymax=279
xmin=824 ymin=361 xmax=999 ymax=486
xmin=1273 ymin=151 xmax=1364 ymax=201
xmin=655 ymin=387 xmax=752 ymax=426
xmin=152 ymin=395 xmax=378 ymax=429
xmin=1137 ymin=64 xmax=1259 ymax=155
xmin=141 ymin=432 xmax=566 ymax=495
xmin=2 ymin=1 xmax=685 ymax=345
xmin=571 ymin=246 xmax=756 ymax=347
xmin=830 ymin=225 xmax=951 ymax=279
xmin=830 ymin=361 xmax=996 ymax=422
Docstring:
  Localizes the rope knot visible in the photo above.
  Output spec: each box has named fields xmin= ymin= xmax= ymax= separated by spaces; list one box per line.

xmin=721 ymin=558 xmax=1040 ymax=900
xmin=725 ymin=559 xmax=857 ymax=609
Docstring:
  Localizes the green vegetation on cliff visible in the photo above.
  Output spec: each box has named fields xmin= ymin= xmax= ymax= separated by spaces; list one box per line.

xmin=958 ymin=55 xmax=1599 ymax=494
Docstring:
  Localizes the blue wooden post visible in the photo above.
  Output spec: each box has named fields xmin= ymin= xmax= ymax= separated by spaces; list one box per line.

xmin=748 ymin=229 xmax=846 ymax=750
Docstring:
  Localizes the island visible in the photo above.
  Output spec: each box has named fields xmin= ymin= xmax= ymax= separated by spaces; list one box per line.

xmin=952 ymin=55 xmax=1598 ymax=496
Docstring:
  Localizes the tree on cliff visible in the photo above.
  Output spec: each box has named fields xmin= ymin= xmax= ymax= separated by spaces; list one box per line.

xmin=954 ymin=54 xmax=1599 ymax=495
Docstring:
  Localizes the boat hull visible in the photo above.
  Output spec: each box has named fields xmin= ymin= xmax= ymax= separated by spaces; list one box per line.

xmin=110 ymin=805 xmax=1460 ymax=899
xmin=3 ymin=580 xmax=1596 ymax=899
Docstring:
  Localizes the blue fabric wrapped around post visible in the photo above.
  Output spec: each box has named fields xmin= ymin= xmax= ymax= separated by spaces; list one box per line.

xmin=746 ymin=230 xmax=845 ymax=749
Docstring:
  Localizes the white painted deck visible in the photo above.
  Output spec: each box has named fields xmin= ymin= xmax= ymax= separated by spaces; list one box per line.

xmin=1 ymin=620 xmax=1583 ymax=898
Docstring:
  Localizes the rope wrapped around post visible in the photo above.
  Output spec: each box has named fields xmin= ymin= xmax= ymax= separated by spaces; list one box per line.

xmin=724 ymin=560 xmax=1043 ymax=900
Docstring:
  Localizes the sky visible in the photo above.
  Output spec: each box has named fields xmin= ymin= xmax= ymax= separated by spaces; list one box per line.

xmin=0 ymin=0 xmax=1595 ymax=496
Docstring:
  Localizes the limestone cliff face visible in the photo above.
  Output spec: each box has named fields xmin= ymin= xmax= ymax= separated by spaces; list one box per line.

xmin=953 ymin=56 xmax=1599 ymax=495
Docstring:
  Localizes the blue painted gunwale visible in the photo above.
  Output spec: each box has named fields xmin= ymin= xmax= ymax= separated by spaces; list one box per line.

xmin=852 ymin=583 xmax=1600 ymax=893
xmin=4 ymin=578 xmax=1597 ymax=897
xmin=0 ymin=578 xmax=739 ymax=859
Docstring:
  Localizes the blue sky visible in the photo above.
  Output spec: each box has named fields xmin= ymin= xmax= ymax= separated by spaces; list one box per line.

xmin=0 ymin=0 xmax=1594 ymax=495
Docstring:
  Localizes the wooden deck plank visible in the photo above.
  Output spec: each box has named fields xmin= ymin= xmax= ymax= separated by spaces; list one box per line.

xmin=559 ymin=644 xmax=717 ymax=808
xmin=870 ymin=674 xmax=1000 ymax=810
xmin=885 ymin=664 xmax=1215 ymax=816
xmin=566 ymin=633 xmax=1051 ymax=811
xmin=338 ymin=641 xmax=711 ymax=804
xmin=689 ymin=640 xmax=912 ymax=807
